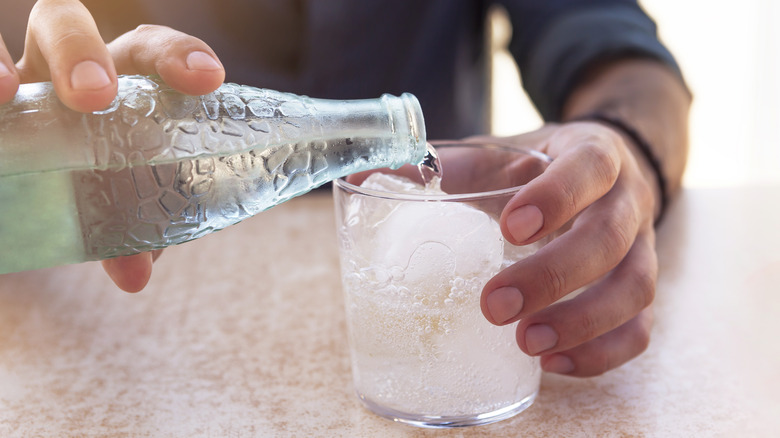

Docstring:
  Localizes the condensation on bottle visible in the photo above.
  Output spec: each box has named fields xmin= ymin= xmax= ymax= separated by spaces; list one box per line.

xmin=0 ymin=75 xmax=426 ymax=274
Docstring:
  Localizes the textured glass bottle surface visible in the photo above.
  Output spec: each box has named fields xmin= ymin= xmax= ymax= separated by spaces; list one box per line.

xmin=0 ymin=76 xmax=426 ymax=274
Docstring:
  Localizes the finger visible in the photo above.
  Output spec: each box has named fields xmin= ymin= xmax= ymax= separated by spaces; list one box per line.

xmin=108 ymin=25 xmax=224 ymax=96
xmin=101 ymin=252 xmax=154 ymax=293
xmin=499 ymin=123 xmax=622 ymax=245
xmin=539 ymin=306 xmax=654 ymax=377
xmin=515 ymin=226 xmax=656 ymax=356
xmin=17 ymin=0 xmax=117 ymax=112
xmin=0 ymin=34 xmax=21 ymax=103
xmin=482 ymin=179 xmax=643 ymax=324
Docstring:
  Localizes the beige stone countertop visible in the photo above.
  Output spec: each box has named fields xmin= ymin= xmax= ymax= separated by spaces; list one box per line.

xmin=1 ymin=186 xmax=778 ymax=437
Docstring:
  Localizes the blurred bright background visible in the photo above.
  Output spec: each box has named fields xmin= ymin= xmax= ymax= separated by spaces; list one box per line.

xmin=490 ymin=0 xmax=780 ymax=189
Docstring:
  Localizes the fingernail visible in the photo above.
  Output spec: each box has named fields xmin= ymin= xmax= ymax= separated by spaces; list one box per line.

xmin=525 ymin=324 xmax=558 ymax=354
xmin=186 ymin=51 xmax=222 ymax=71
xmin=70 ymin=60 xmax=111 ymax=90
xmin=542 ymin=354 xmax=575 ymax=374
xmin=0 ymin=62 xmax=11 ymax=78
xmin=486 ymin=286 xmax=524 ymax=324
xmin=506 ymin=205 xmax=543 ymax=243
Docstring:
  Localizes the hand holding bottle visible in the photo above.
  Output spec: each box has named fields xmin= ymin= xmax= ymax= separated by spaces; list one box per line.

xmin=0 ymin=0 xmax=225 ymax=292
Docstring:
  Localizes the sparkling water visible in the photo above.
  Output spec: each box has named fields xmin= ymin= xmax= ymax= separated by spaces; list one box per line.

xmin=0 ymin=136 xmax=412 ymax=274
xmin=339 ymin=165 xmax=541 ymax=418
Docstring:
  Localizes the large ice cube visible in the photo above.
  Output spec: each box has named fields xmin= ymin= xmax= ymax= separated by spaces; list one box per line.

xmin=343 ymin=173 xmax=427 ymax=232
xmin=357 ymin=173 xmax=504 ymax=288
xmin=360 ymin=172 xmax=428 ymax=195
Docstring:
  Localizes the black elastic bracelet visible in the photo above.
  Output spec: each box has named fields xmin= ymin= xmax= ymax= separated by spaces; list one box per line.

xmin=575 ymin=114 xmax=669 ymax=226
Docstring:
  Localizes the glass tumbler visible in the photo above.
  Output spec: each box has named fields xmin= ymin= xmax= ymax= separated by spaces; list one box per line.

xmin=333 ymin=141 xmax=553 ymax=428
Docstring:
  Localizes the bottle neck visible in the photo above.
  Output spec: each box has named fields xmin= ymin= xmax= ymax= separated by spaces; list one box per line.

xmin=0 ymin=76 xmax=428 ymax=176
xmin=381 ymin=92 xmax=427 ymax=168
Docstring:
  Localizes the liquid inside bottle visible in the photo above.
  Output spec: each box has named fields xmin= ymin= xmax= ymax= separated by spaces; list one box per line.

xmin=0 ymin=76 xmax=426 ymax=274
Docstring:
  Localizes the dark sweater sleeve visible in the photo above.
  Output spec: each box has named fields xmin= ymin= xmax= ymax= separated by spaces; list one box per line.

xmin=497 ymin=0 xmax=684 ymax=121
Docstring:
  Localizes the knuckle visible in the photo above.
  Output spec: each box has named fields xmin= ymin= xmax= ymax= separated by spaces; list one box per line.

xmin=577 ymin=311 xmax=654 ymax=377
xmin=628 ymin=319 xmax=653 ymax=357
xmin=589 ymin=349 xmax=612 ymax=377
xmin=51 ymin=28 xmax=96 ymax=51
xmin=537 ymin=263 xmax=568 ymax=303
xmin=600 ymin=213 xmax=635 ymax=259
xmin=575 ymin=311 xmax=601 ymax=341
xmin=544 ymin=135 xmax=621 ymax=219
xmin=130 ymin=24 xmax=177 ymax=47
xmin=638 ymin=178 xmax=657 ymax=221
xmin=124 ymin=24 xmax=181 ymax=63
xmin=547 ymin=176 xmax=580 ymax=217
xmin=635 ymin=326 xmax=652 ymax=354
xmin=581 ymin=141 xmax=620 ymax=188
xmin=635 ymin=309 xmax=655 ymax=350
xmin=129 ymin=24 xmax=201 ymax=56
xmin=133 ymin=24 xmax=163 ymax=35
xmin=631 ymin=267 xmax=657 ymax=310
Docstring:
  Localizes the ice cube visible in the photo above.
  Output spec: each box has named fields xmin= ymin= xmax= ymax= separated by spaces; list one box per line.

xmin=360 ymin=172 xmax=428 ymax=195
xmin=356 ymin=174 xmax=504 ymax=287
xmin=342 ymin=173 xmax=425 ymax=261
xmin=373 ymin=198 xmax=503 ymax=280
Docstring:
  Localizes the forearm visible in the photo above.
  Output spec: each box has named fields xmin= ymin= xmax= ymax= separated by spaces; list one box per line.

xmin=561 ymin=58 xmax=692 ymax=222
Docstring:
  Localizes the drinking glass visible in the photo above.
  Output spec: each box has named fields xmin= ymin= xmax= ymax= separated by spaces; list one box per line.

xmin=333 ymin=140 xmax=553 ymax=428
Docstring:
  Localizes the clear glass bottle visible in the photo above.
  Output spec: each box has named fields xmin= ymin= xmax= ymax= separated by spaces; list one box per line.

xmin=0 ymin=75 xmax=426 ymax=274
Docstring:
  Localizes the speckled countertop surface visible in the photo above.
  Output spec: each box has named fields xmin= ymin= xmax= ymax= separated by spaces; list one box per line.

xmin=1 ymin=187 xmax=778 ymax=437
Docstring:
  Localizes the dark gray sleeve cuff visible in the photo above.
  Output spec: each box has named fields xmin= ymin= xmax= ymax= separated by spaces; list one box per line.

xmin=515 ymin=4 xmax=685 ymax=121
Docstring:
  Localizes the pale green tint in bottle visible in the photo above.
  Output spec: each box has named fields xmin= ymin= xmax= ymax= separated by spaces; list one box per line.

xmin=0 ymin=76 xmax=426 ymax=274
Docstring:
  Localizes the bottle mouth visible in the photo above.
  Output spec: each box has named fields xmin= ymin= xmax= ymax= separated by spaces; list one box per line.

xmin=380 ymin=92 xmax=426 ymax=167
xmin=400 ymin=92 xmax=426 ymax=161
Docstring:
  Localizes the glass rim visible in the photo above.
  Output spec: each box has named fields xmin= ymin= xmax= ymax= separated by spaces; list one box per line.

xmin=333 ymin=139 xmax=553 ymax=202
